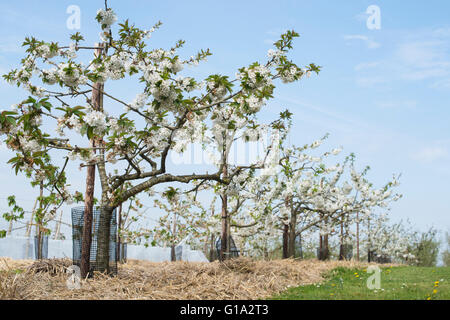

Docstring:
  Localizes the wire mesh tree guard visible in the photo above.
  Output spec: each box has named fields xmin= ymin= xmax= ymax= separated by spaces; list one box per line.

xmin=71 ymin=207 xmax=118 ymax=276
xmin=342 ymin=244 xmax=353 ymax=261
xmin=34 ymin=234 xmax=48 ymax=260
xmin=215 ymin=236 xmax=240 ymax=261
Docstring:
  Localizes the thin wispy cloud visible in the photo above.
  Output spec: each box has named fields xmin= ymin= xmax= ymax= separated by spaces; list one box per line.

xmin=264 ymin=28 xmax=289 ymax=46
xmin=353 ymin=27 xmax=450 ymax=88
xmin=354 ymin=61 xmax=382 ymax=71
xmin=412 ymin=146 xmax=449 ymax=163
xmin=355 ymin=76 xmax=388 ymax=88
xmin=343 ymin=34 xmax=381 ymax=49
xmin=375 ymin=100 xmax=418 ymax=109
xmin=0 ymin=40 xmax=24 ymax=54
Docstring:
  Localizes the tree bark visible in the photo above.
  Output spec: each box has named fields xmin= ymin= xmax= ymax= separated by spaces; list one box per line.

xmin=356 ymin=212 xmax=360 ymax=261
xmin=339 ymin=217 xmax=345 ymax=261
xmin=171 ymin=212 xmax=177 ymax=262
xmin=367 ymin=216 xmax=371 ymax=263
xmin=220 ymin=164 xmax=228 ymax=261
xmin=171 ymin=245 xmax=176 ymax=262
xmin=209 ymin=233 xmax=215 ymax=262
xmin=116 ymin=203 xmax=122 ymax=263
xmin=220 ymin=194 xmax=228 ymax=261
xmin=323 ymin=234 xmax=329 ymax=260
xmin=297 ymin=233 xmax=303 ymax=259
xmin=319 ymin=234 xmax=330 ymax=261
xmin=96 ymin=206 xmax=113 ymax=273
xmin=282 ymin=223 xmax=289 ymax=259
xmin=36 ymin=182 xmax=44 ymax=260
xmin=80 ymin=141 xmax=96 ymax=278
xmin=80 ymin=44 xmax=104 ymax=278
xmin=288 ymin=208 xmax=297 ymax=258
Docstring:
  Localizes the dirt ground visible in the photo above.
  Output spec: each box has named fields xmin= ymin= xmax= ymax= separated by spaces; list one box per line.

xmin=0 ymin=257 xmax=370 ymax=300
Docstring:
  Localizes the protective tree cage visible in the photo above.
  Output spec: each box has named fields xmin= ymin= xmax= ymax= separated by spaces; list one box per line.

xmin=71 ymin=207 xmax=118 ymax=275
xmin=369 ymin=250 xmax=392 ymax=263
xmin=117 ymin=243 xmax=127 ymax=263
xmin=175 ymin=245 xmax=183 ymax=261
xmin=34 ymin=235 xmax=48 ymax=260
xmin=342 ymin=244 xmax=353 ymax=261
xmin=295 ymin=234 xmax=303 ymax=259
xmin=316 ymin=247 xmax=329 ymax=260
xmin=216 ymin=236 xmax=240 ymax=261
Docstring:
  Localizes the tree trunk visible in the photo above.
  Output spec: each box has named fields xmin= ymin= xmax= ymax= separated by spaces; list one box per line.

xmin=319 ymin=234 xmax=330 ymax=261
xmin=209 ymin=207 xmax=215 ymax=262
xmin=116 ymin=203 xmax=122 ymax=263
xmin=323 ymin=234 xmax=329 ymax=260
xmin=297 ymin=233 xmax=303 ymax=259
xmin=220 ymin=164 xmax=228 ymax=261
xmin=368 ymin=217 xmax=371 ymax=262
xmin=339 ymin=218 xmax=345 ymax=261
xmin=220 ymin=194 xmax=228 ymax=261
xmin=288 ymin=209 xmax=297 ymax=258
xmin=319 ymin=234 xmax=323 ymax=260
xmin=96 ymin=206 xmax=113 ymax=273
xmin=282 ymin=223 xmax=289 ymax=259
xmin=171 ymin=212 xmax=177 ymax=262
xmin=80 ymin=44 xmax=104 ymax=278
xmin=171 ymin=245 xmax=176 ymax=262
xmin=209 ymin=233 xmax=215 ymax=262
xmin=356 ymin=212 xmax=360 ymax=261
xmin=203 ymin=233 xmax=209 ymax=260
xmin=227 ymin=213 xmax=231 ymax=256
xmin=36 ymin=182 xmax=44 ymax=260
xmin=80 ymin=139 xmax=96 ymax=278
xmin=84 ymin=43 xmax=111 ymax=274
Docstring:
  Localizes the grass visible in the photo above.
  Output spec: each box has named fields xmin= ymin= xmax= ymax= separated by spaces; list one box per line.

xmin=271 ymin=265 xmax=450 ymax=300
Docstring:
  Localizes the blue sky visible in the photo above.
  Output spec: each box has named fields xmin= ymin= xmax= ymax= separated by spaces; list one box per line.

xmin=0 ymin=1 xmax=449 ymax=237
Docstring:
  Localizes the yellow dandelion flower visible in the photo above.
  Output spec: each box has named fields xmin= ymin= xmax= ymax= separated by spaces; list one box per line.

xmin=433 ymin=289 xmax=438 ymax=294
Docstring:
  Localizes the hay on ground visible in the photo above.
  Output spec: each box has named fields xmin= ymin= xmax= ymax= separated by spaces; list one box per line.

xmin=0 ymin=257 xmax=378 ymax=300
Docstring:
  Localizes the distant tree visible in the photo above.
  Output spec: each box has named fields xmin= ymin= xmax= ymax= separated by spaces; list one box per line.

xmin=408 ymin=228 xmax=440 ymax=267
xmin=442 ymin=232 xmax=450 ymax=267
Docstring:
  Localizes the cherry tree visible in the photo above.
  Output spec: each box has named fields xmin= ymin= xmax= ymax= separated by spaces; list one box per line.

xmin=0 ymin=3 xmax=320 ymax=272
xmin=207 ymin=134 xmax=402 ymax=260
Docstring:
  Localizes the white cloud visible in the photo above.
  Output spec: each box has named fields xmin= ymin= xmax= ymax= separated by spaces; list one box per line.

xmin=354 ymin=61 xmax=381 ymax=71
xmin=354 ymin=11 xmax=369 ymax=23
xmin=431 ymin=78 xmax=450 ymax=89
xmin=375 ymin=100 xmax=417 ymax=109
xmin=355 ymin=76 xmax=388 ymax=87
xmin=395 ymin=40 xmax=450 ymax=81
xmin=413 ymin=146 xmax=449 ymax=163
xmin=264 ymin=28 xmax=289 ymax=46
xmin=343 ymin=34 xmax=381 ymax=49
xmin=353 ymin=27 xmax=450 ymax=88
xmin=0 ymin=36 xmax=25 ymax=54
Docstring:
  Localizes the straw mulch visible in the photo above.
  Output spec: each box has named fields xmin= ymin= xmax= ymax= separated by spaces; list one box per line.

xmin=0 ymin=257 xmax=370 ymax=300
